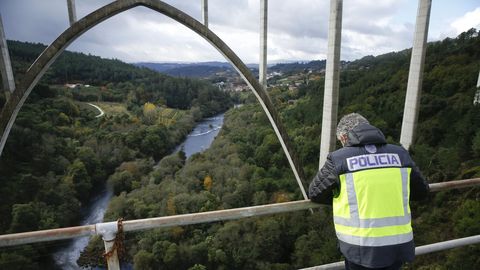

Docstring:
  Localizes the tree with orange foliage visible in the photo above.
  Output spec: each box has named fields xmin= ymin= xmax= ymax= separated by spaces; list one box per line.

xmin=203 ymin=175 xmax=213 ymax=191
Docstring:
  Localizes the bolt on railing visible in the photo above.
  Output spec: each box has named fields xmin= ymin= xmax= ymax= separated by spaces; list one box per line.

xmin=0 ymin=178 xmax=479 ymax=270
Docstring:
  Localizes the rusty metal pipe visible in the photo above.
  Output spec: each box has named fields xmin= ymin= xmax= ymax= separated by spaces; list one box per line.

xmin=301 ymin=234 xmax=480 ymax=270
xmin=122 ymin=200 xmax=321 ymax=233
xmin=0 ymin=225 xmax=95 ymax=247
xmin=428 ymin=178 xmax=480 ymax=192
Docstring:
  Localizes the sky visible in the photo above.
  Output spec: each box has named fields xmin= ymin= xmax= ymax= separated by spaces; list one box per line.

xmin=1 ymin=0 xmax=479 ymax=64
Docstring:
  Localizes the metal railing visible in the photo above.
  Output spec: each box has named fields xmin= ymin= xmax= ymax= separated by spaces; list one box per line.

xmin=300 ymin=234 xmax=480 ymax=269
xmin=0 ymin=178 xmax=479 ymax=269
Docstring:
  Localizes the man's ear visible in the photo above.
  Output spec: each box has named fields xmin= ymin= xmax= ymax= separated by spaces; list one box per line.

xmin=340 ymin=134 xmax=348 ymax=146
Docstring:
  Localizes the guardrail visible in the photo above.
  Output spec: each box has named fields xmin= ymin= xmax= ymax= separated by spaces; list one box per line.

xmin=1 ymin=178 xmax=479 ymax=269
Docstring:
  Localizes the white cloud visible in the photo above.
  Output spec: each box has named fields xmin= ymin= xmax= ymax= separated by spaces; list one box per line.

xmin=0 ymin=0 xmax=478 ymax=63
xmin=341 ymin=0 xmax=414 ymax=59
xmin=450 ymin=7 xmax=480 ymax=35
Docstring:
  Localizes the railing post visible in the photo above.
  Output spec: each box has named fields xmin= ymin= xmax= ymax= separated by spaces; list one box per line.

xmin=96 ymin=222 xmax=120 ymax=270
xmin=319 ymin=0 xmax=343 ymax=168
xmin=103 ymin=239 xmax=120 ymax=270
xmin=400 ymin=0 xmax=431 ymax=150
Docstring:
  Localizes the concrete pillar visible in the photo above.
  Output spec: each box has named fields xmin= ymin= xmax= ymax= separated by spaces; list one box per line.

xmin=0 ymin=13 xmax=15 ymax=97
xmin=400 ymin=0 xmax=431 ymax=150
xmin=67 ymin=0 xmax=77 ymax=26
xmin=202 ymin=0 xmax=208 ymax=28
xmin=259 ymin=0 xmax=268 ymax=88
xmin=319 ymin=0 xmax=342 ymax=168
xmin=474 ymin=70 xmax=480 ymax=105
xmin=477 ymin=70 xmax=480 ymax=88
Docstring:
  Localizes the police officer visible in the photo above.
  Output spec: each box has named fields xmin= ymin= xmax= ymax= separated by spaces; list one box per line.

xmin=309 ymin=113 xmax=429 ymax=270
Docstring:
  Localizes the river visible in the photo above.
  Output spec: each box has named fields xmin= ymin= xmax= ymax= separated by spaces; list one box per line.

xmin=53 ymin=112 xmax=225 ymax=269
xmin=173 ymin=114 xmax=224 ymax=158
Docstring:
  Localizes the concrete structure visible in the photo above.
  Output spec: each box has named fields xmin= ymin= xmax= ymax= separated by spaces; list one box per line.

xmin=0 ymin=14 xmax=15 ymax=97
xmin=0 ymin=0 xmax=307 ymax=200
xmin=319 ymin=0 xmax=342 ymax=168
xmin=477 ymin=70 xmax=480 ymax=88
xmin=259 ymin=0 xmax=268 ymax=88
xmin=201 ymin=0 xmax=208 ymax=27
xmin=474 ymin=70 xmax=480 ymax=105
xmin=400 ymin=0 xmax=431 ymax=150
xmin=67 ymin=0 xmax=77 ymax=26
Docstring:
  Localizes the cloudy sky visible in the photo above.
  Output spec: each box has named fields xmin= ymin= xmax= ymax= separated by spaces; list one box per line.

xmin=1 ymin=0 xmax=479 ymax=64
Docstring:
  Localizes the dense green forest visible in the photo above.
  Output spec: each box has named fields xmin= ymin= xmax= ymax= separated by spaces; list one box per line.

xmin=1 ymin=28 xmax=479 ymax=270
xmin=75 ymin=29 xmax=479 ymax=270
xmin=2 ymin=40 xmax=232 ymax=113
xmin=0 ymin=41 xmax=233 ymax=268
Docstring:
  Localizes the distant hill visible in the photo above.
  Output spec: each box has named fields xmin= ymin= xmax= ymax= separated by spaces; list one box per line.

xmin=269 ymin=60 xmax=327 ymax=73
xmin=6 ymin=40 xmax=159 ymax=86
xmin=135 ymin=62 xmax=190 ymax=72
xmin=135 ymin=61 xmax=237 ymax=78
xmin=1 ymin=40 xmax=233 ymax=115
xmin=7 ymin=40 xmax=329 ymax=80
xmin=136 ymin=60 xmax=333 ymax=78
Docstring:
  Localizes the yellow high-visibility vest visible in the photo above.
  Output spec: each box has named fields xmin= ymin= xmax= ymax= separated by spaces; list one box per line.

xmin=333 ymin=167 xmax=413 ymax=246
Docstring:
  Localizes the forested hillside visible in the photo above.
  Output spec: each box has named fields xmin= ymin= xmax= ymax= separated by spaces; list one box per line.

xmin=77 ymin=29 xmax=479 ymax=270
xmin=136 ymin=62 xmax=236 ymax=78
xmin=270 ymin=60 xmax=328 ymax=74
xmin=2 ymin=40 xmax=232 ymax=114
xmin=0 ymin=41 xmax=233 ymax=268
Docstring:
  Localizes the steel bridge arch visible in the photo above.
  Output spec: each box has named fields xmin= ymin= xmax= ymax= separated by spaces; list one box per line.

xmin=0 ymin=0 xmax=307 ymax=197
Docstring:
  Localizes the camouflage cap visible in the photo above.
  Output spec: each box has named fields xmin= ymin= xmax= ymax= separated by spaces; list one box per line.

xmin=336 ymin=113 xmax=369 ymax=140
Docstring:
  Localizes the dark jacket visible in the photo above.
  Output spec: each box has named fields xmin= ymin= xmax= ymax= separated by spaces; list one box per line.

xmin=308 ymin=123 xmax=429 ymax=268
xmin=309 ymin=123 xmax=429 ymax=204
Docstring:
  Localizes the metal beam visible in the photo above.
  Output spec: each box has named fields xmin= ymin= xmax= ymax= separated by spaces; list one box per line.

xmin=259 ymin=0 xmax=268 ymax=88
xmin=67 ymin=0 xmax=77 ymax=26
xmin=415 ymin=234 xmax=480 ymax=256
xmin=0 ymin=13 xmax=15 ymax=95
xmin=428 ymin=178 xmax=480 ymax=192
xmin=1 ymin=178 xmax=478 ymax=248
xmin=319 ymin=0 xmax=342 ymax=168
xmin=400 ymin=0 xmax=432 ymax=150
xmin=124 ymin=199 xmax=319 ymax=232
xmin=0 ymin=200 xmax=321 ymax=247
xmin=300 ymin=261 xmax=344 ymax=270
xmin=0 ymin=225 xmax=96 ymax=247
xmin=301 ymin=235 xmax=480 ymax=269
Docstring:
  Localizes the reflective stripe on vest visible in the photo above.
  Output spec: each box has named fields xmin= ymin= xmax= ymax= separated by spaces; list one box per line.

xmin=333 ymin=167 xmax=413 ymax=247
